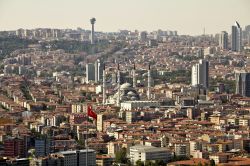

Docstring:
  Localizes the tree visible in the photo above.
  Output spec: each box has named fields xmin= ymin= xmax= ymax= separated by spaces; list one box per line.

xmin=155 ymin=160 xmax=165 ymax=166
xmin=115 ymin=147 xmax=127 ymax=164
xmin=145 ymin=160 xmax=156 ymax=166
xmin=209 ymin=159 xmax=216 ymax=166
xmin=126 ymin=160 xmax=132 ymax=166
xmin=136 ymin=160 xmax=144 ymax=166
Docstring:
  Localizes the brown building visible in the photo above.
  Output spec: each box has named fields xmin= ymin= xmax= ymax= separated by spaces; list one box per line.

xmin=4 ymin=137 xmax=25 ymax=158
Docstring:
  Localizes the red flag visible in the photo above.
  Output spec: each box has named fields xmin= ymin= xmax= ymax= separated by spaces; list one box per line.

xmin=87 ymin=105 xmax=97 ymax=120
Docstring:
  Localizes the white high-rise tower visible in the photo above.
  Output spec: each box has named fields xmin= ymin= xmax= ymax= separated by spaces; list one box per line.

xmin=219 ymin=31 xmax=228 ymax=50
xmin=191 ymin=59 xmax=209 ymax=88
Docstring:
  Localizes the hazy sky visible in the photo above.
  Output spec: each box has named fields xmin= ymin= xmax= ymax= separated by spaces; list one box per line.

xmin=0 ymin=0 xmax=249 ymax=35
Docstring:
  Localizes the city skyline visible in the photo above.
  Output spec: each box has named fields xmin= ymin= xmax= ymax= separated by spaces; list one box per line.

xmin=0 ymin=0 xmax=250 ymax=35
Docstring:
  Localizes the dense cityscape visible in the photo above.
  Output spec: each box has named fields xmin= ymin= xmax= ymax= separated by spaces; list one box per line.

xmin=0 ymin=2 xmax=250 ymax=166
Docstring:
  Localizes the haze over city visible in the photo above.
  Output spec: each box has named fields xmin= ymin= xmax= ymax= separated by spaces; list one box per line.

xmin=0 ymin=0 xmax=250 ymax=35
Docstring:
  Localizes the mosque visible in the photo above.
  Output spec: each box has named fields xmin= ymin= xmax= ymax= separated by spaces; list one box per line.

xmin=103 ymin=63 xmax=152 ymax=106
xmin=108 ymin=82 xmax=140 ymax=104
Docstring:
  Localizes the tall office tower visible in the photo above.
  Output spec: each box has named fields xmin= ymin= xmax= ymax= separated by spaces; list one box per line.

xmin=90 ymin=18 xmax=96 ymax=45
xmin=94 ymin=59 xmax=103 ymax=83
xmin=235 ymin=72 xmax=250 ymax=97
xmin=86 ymin=63 xmax=95 ymax=83
xmin=231 ymin=21 xmax=242 ymax=52
xmin=191 ymin=59 xmax=209 ymax=88
xmin=219 ymin=31 xmax=228 ymax=50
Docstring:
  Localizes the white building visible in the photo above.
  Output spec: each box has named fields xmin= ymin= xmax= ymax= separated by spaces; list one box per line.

xmin=94 ymin=59 xmax=103 ymax=83
xmin=191 ymin=59 xmax=209 ymax=88
xmin=174 ymin=143 xmax=190 ymax=157
xmin=219 ymin=31 xmax=228 ymax=50
xmin=121 ymin=101 xmax=160 ymax=110
xmin=130 ymin=145 xmax=172 ymax=165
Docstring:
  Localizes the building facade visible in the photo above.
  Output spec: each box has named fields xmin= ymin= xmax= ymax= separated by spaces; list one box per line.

xmin=235 ymin=72 xmax=250 ymax=97
xmin=231 ymin=21 xmax=242 ymax=52
xmin=219 ymin=31 xmax=228 ymax=50
xmin=191 ymin=59 xmax=209 ymax=88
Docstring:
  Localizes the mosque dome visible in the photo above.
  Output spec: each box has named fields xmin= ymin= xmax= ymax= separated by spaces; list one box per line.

xmin=120 ymin=83 xmax=132 ymax=90
xmin=110 ymin=82 xmax=140 ymax=103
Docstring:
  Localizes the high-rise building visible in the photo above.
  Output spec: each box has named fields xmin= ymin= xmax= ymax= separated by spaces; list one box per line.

xmin=219 ymin=31 xmax=228 ymax=50
xmin=94 ymin=59 xmax=103 ymax=83
xmin=235 ymin=72 xmax=250 ymax=97
xmin=4 ymin=137 xmax=25 ymax=158
xmin=86 ymin=63 xmax=95 ymax=83
xmin=139 ymin=31 xmax=147 ymax=41
xmin=191 ymin=59 xmax=209 ymax=88
xmin=231 ymin=21 xmax=242 ymax=52
xmin=35 ymin=137 xmax=52 ymax=157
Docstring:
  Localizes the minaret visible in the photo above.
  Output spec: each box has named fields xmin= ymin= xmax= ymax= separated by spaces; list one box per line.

xmin=133 ymin=63 xmax=136 ymax=88
xmin=102 ymin=63 xmax=106 ymax=105
xmin=147 ymin=64 xmax=151 ymax=100
xmin=90 ymin=18 xmax=96 ymax=45
xmin=117 ymin=63 xmax=121 ymax=107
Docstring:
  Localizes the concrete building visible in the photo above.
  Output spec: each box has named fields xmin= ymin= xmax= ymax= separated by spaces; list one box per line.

xmin=35 ymin=138 xmax=51 ymax=157
xmin=95 ymin=59 xmax=103 ymax=83
xmin=120 ymin=101 xmax=160 ymax=110
xmin=139 ymin=31 xmax=147 ymax=42
xmin=209 ymin=153 xmax=231 ymax=164
xmin=235 ymin=72 xmax=250 ymax=97
xmin=174 ymin=143 xmax=190 ymax=157
xmin=4 ymin=137 xmax=25 ymax=158
xmin=232 ymin=21 xmax=242 ymax=52
xmin=58 ymin=149 xmax=96 ymax=166
xmin=219 ymin=31 xmax=228 ymax=50
xmin=96 ymin=155 xmax=114 ymax=166
xmin=86 ymin=63 xmax=95 ymax=83
xmin=191 ymin=59 xmax=209 ymax=88
xmin=130 ymin=145 xmax=172 ymax=165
